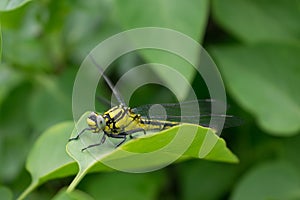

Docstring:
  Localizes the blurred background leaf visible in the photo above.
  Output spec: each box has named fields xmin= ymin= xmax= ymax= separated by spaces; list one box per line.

xmin=52 ymin=188 xmax=94 ymax=200
xmin=231 ymin=161 xmax=300 ymax=200
xmin=19 ymin=122 xmax=77 ymax=200
xmin=0 ymin=81 xmax=32 ymax=182
xmin=77 ymin=171 xmax=166 ymax=200
xmin=28 ymin=68 xmax=75 ymax=132
xmin=0 ymin=64 xmax=23 ymax=107
xmin=210 ymin=43 xmax=300 ymax=135
xmin=212 ymin=0 xmax=300 ymax=43
xmin=0 ymin=186 xmax=13 ymax=200
xmin=0 ymin=0 xmax=32 ymax=11
xmin=114 ymin=0 xmax=210 ymax=99
xmin=177 ymin=160 xmax=240 ymax=200
xmin=0 ymin=24 xmax=2 ymax=61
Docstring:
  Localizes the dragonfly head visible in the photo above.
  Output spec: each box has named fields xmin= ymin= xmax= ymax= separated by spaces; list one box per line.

xmin=87 ymin=112 xmax=106 ymax=132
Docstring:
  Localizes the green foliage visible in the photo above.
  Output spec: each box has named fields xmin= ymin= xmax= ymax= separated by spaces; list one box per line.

xmin=114 ymin=0 xmax=210 ymax=98
xmin=19 ymin=122 xmax=77 ymax=200
xmin=52 ymin=188 xmax=94 ymax=200
xmin=0 ymin=25 xmax=2 ymax=61
xmin=0 ymin=0 xmax=32 ymax=11
xmin=0 ymin=186 xmax=13 ymax=200
xmin=212 ymin=0 xmax=300 ymax=43
xmin=210 ymin=43 xmax=300 ymax=135
xmin=77 ymin=171 xmax=167 ymax=200
xmin=177 ymin=160 xmax=239 ymax=200
xmin=0 ymin=0 xmax=299 ymax=199
xmin=231 ymin=161 xmax=300 ymax=200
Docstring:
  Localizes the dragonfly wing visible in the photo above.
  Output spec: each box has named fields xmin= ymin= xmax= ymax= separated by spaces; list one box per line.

xmin=132 ymin=99 xmax=242 ymax=129
xmin=138 ymin=114 xmax=243 ymax=129
xmin=196 ymin=115 xmax=243 ymax=129
xmin=132 ymin=99 xmax=228 ymax=117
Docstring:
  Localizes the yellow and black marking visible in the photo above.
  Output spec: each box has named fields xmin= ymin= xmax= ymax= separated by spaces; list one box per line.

xmin=102 ymin=105 xmax=178 ymax=135
xmin=69 ymin=104 xmax=179 ymax=151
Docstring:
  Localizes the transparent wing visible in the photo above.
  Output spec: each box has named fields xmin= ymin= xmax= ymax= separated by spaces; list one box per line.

xmin=132 ymin=99 xmax=243 ymax=128
xmin=149 ymin=114 xmax=243 ymax=129
xmin=132 ymin=99 xmax=224 ymax=116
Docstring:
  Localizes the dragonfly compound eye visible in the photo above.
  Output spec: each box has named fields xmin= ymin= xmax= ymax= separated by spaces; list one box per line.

xmin=96 ymin=115 xmax=106 ymax=129
xmin=87 ymin=112 xmax=98 ymax=130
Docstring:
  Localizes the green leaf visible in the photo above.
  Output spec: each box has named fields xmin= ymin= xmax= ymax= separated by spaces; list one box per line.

xmin=281 ymin=134 xmax=300 ymax=171
xmin=0 ymin=63 xmax=23 ymax=107
xmin=2 ymin=31 xmax=52 ymax=72
xmin=0 ymin=83 xmax=31 ymax=181
xmin=66 ymin=112 xmax=238 ymax=191
xmin=18 ymin=122 xmax=77 ymax=200
xmin=177 ymin=160 xmax=239 ymax=200
xmin=0 ymin=186 xmax=13 ymax=200
xmin=1 ymin=4 xmax=53 ymax=72
xmin=28 ymin=69 xmax=74 ymax=132
xmin=52 ymin=188 xmax=94 ymax=200
xmin=114 ymin=0 xmax=210 ymax=98
xmin=0 ymin=23 xmax=2 ymax=61
xmin=231 ymin=161 xmax=300 ymax=200
xmin=212 ymin=0 xmax=300 ymax=43
xmin=0 ymin=0 xmax=32 ymax=11
xmin=79 ymin=171 xmax=166 ymax=200
xmin=210 ymin=43 xmax=300 ymax=135
xmin=115 ymin=0 xmax=209 ymax=41
xmin=63 ymin=0 xmax=120 ymax=63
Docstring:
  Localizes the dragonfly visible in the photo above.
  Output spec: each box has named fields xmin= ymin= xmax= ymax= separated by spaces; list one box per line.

xmin=69 ymin=56 xmax=242 ymax=151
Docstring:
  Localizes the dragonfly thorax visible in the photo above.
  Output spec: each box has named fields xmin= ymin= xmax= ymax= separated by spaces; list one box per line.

xmin=86 ymin=112 xmax=106 ymax=133
xmin=102 ymin=105 xmax=141 ymax=134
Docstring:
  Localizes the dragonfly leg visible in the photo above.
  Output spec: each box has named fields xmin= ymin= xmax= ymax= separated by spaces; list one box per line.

xmin=81 ymin=129 xmax=147 ymax=149
xmin=82 ymin=142 xmax=103 ymax=152
xmin=115 ymin=137 xmax=127 ymax=147
xmin=69 ymin=127 xmax=92 ymax=142
xmin=121 ymin=128 xmax=146 ymax=136
xmin=107 ymin=133 xmax=127 ymax=147
xmin=81 ymin=134 xmax=107 ymax=151
xmin=129 ymin=135 xmax=135 ymax=139
xmin=112 ymin=128 xmax=146 ymax=147
xmin=117 ymin=128 xmax=147 ymax=145
xmin=81 ymin=132 xmax=110 ymax=151
xmin=100 ymin=134 xmax=106 ymax=144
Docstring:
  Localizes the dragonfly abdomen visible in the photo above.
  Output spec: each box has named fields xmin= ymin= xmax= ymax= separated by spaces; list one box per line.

xmin=140 ymin=118 xmax=180 ymax=131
